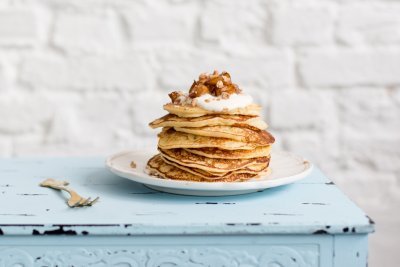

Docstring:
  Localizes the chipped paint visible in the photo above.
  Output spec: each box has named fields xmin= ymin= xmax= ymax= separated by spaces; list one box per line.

xmin=264 ymin=213 xmax=302 ymax=216
xmin=0 ymin=213 xmax=35 ymax=216
xmin=16 ymin=193 xmax=48 ymax=196
xmin=195 ymin=202 xmax=236 ymax=205
xmin=366 ymin=215 xmax=375 ymax=225
xmin=302 ymin=202 xmax=329 ymax=205
xmin=32 ymin=226 xmax=77 ymax=236
xmin=313 ymin=230 xmax=329 ymax=234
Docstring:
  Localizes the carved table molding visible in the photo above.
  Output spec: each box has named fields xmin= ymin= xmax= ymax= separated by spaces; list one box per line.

xmin=0 ymin=246 xmax=318 ymax=267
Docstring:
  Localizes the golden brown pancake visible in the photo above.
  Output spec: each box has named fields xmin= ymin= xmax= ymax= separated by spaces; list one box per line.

xmin=158 ymin=128 xmax=263 ymax=150
xmin=146 ymin=154 xmax=262 ymax=182
xmin=163 ymin=103 xmax=261 ymax=118
xmin=161 ymin=155 xmax=269 ymax=179
xmin=149 ymin=114 xmax=267 ymax=130
xmin=159 ymin=148 xmax=269 ymax=173
xmin=174 ymin=125 xmax=274 ymax=143
xmin=185 ymin=146 xmax=271 ymax=159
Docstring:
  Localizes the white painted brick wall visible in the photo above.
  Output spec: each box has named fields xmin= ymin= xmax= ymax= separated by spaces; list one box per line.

xmin=271 ymin=2 xmax=334 ymax=45
xmin=299 ymin=48 xmax=400 ymax=87
xmin=337 ymin=3 xmax=400 ymax=45
xmin=53 ymin=12 xmax=123 ymax=54
xmin=0 ymin=1 xmax=399 ymax=265
xmin=0 ymin=8 xmax=37 ymax=46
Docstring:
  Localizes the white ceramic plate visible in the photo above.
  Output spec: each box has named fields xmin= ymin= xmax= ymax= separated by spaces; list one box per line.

xmin=105 ymin=150 xmax=313 ymax=196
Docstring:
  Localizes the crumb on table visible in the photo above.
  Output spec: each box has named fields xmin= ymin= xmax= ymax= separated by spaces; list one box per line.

xmin=130 ymin=161 xmax=137 ymax=168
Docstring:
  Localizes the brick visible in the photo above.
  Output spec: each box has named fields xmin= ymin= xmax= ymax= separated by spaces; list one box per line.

xmin=271 ymin=4 xmax=334 ymax=46
xmin=339 ymin=88 xmax=400 ymax=136
xmin=0 ymin=8 xmax=37 ymax=46
xmin=299 ymin=49 xmax=400 ymax=87
xmin=0 ymin=64 xmax=5 ymax=91
xmin=13 ymin=92 xmax=159 ymax=156
xmin=62 ymin=93 xmax=132 ymax=146
xmin=200 ymin=0 xmax=267 ymax=45
xmin=45 ymin=107 xmax=81 ymax=144
xmin=271 ymin=90 xmax=340 ymax=167
xmin=53 ymin=12 xmax=121 ymax=53
xmin=337 ymin=4 xmax=400 ymax=45
xmin=157 ymin=48 xmax=293 ymax=91
xmin=14 ymin=93 xmax=135 ymax=156
xmin=339 ymin=88 xmax=400 ymax=172
xmin=270 ymin=90 xmax=337 ymax=130
xmin=124 ymin=3 xmax=196 ymax=43
xmin=0 ymin=94 xmax=55 ymax=134
xmin=20 ymin=54 xmax=152 ymax=91
xmin=130 ymin=90 xmax=169 ymax=137
xmin=343 ymin=135 xmax=400 ymax=173
xmin=282 ymin=130 xmax=339 ymax=167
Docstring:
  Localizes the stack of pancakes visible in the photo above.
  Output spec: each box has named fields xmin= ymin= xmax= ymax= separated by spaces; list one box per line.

xmin=146 ymin=72 xmax=275 ymax=182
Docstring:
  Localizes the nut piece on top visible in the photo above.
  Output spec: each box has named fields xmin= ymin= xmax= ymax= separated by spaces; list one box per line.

xmin=165 ymin=71 xmax=260 ymax=118
xmin=147 ymin=71 xmax=275 ymax=183
xmin=189 ymin=70 xmax=241 ymax=99
xmin=169 ymin=71 xmax=241 ymax=104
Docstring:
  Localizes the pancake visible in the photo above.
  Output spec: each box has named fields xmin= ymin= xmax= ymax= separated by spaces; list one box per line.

xmin=159 ymin=148 xmax=269 ymax=173
xmin=174 ymin=125 xmax=274 ymax=144
xmin=161 ymin=155 xmax=269 ymax=179
xmin=163 ymin=103 xmax=261 ymax=118
xmin=149 ymin=114 xmax=267 ymax=130
xmin=146 ymin=154 xmax=261 ymax=182
xmin=158 ymin=128 xmax=259 ymax=150
xmin=185 ymin=146 xmax=271 ymax=159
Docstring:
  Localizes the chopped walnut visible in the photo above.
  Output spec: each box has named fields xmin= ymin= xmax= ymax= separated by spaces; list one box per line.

xmin=199 ymin=73 xmax=208 ymax=80
xmin=222 ymin=75 xmax=230 ymax=83
xmin=169 ymin=91 xmax=184 ymax=104
xmin=221 ymin=92 xmax=230 ymax=99
xmin=172 ymin=71 xmax=241 ymax=100
xmin=189 ymin=83 xmax=210 ymax=98
xmin=130 ymin=161 xmax=137 ymax=168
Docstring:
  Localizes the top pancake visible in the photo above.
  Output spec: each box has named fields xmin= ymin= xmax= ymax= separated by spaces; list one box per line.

xmin=164 ymin=103 xmax=261 ymax=118
xmin=149 ymin=114 xmax=267 ymax=130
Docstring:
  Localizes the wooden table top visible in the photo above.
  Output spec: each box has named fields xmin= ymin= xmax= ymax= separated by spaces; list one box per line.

xmin=0 ymin=157 xmax=374 ymax=236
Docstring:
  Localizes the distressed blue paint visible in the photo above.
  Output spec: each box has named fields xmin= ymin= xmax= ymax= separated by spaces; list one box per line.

xmin=334 ymin=235 xmax=369 ymax=267
xmin=0 ymin=157 xmax=373 ymax=266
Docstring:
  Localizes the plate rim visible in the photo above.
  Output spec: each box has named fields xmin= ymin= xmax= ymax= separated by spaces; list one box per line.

xmin=105 ymin=149 xmax=313 ymax=192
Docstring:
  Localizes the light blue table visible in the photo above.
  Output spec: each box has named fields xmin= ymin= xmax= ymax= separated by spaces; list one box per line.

xmin=0 ymin=158 xmax=374 ymax=266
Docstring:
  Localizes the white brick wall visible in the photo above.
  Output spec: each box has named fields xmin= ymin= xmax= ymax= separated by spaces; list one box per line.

xmin=0 ymin=8 xmax=37 ymax=46
xmin=0 ymin=1 xmax=399 ymax=265
xmin=271 ymin=2 xmax=334 ymax=45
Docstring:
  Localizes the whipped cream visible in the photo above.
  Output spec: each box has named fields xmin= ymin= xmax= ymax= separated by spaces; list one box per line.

xmin=195 ymin=93 xmax=253 ymax=112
